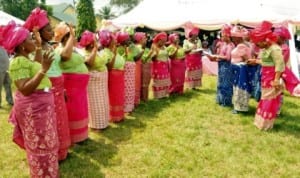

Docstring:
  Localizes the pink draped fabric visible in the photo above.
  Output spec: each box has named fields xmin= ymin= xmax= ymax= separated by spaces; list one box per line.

xmin=50 ymin=76 xmax=71 ymax=161
xmin=63 ymin=73 xmax=90 ymax=143
xmin=9 ymin=91 xmax=59 ymax=178
xmin=152 ymin=60 xmax=171 ymax=99
xmin=170 ymin=59 xmax=186 ymax=94
xmin=108 ymin=69 xmax=125 ymax=122
xmin=135 ymin=60 xmax=142 ymax=105
xmin=254 ymin=66 xmax=283 ymax=130
xmin=124 ymin=61 xmax=136 ymax=112
xmin=280 ymin=44 xmax=300 ymax=97
xmin=202 ymin=56 xmax=218 ymax=75
xmin=282 ymin=67 xmax=300 ymax=97
xmin=185 ymin=53 xmax=202 ymax=88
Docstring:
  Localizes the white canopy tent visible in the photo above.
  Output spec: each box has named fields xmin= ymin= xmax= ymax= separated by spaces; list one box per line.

xmin=111 ymin=0 xmax=300 ymax=78
xmin=0 ymin=11 xmax=24 ymax=25
xmin=112 ymin=0 xmax=289 ymax=31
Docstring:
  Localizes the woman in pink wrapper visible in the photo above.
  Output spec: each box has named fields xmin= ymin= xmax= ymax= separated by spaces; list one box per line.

xmin=133 ymin=32 xmax=146 ymax=105
xmin=109 ymin=31 xmax=126 ymax=122
xmin=151 ymin=32 xmax=171 ymax=99
xmin=1 ymin=21 xmax=59 ymax=177
xmin=249 ymin=21 xmax=285 ymax=130
xmin=183 ymin=27 xmax=202 ymax=89
xmin=167 ymin=33 xmax=186 ymax=94
xmin=54 ymin=22 xmax=90 ymax=143
xmin=24 ymin=7 xmax=71 ymax=161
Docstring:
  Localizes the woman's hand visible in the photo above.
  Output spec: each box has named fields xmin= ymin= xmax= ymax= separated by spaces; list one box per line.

xmin=41 ymin=51 xmax=54 ymax=72
xmin=32 ymin=26 xmax=42 ymax=47
xmin=93 ymin=39 xmax=99 ymax=50
xmin=271 ymin=79 xmax=281 ymax=90
xmin=246 ymin=58 xmax=257 ymax=65
xmin=68 ymin=23 xmax=75 ymax=37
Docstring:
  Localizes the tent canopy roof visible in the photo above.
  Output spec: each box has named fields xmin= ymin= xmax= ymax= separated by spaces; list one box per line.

xmin=112 ymin=0 xmax=298 ymax=31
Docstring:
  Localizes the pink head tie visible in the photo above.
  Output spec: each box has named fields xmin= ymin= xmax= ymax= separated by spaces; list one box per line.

xmin=23 ymin=7 xmax=49 ymax=31
xmin=79 ymin=30 xmax=95 ymax=47
xmin=98 ymin=30 xmax=113 ymax=47
xmin=134 ymin=32 xmax=146 ymax=43
xmin=152 ymin=32 xmax=167 ymax=43
xmin=0 ymin=21 xmax=29 ymax=54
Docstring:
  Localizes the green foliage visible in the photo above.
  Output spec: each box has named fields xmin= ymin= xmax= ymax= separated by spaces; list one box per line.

xmin=109 ymin=0 xmax=142 ymax=14
xmin=1 ymin=76 xmax=300 ymax=177
xmin=98 ymin=6 xmax=116 ymax=20
xmin=39 ymin=0 xmax=53 ymax=17
xmin=76 ymin=0 xmax=96 ymax=38
xmin=0 ymin=0 xmax=52 ymax=20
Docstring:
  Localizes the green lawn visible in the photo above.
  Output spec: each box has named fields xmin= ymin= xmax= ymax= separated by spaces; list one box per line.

xmin=1 ymin=75 xmax=300 ymax=178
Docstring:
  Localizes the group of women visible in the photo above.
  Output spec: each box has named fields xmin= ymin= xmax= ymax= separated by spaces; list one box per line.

xmin=0 ymin=7 xmax=204 ymax=177
xmin=1 ymin=6 xmax=300 ymax=177
xmin=207 ymin=21 xmax=300 ymax=130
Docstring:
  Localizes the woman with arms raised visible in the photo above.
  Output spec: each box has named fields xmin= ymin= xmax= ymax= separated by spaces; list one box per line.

xmin=54 ymin=22 xmax=90 ymax=143
xmin=151 ymin=32 xmax=171 ymax=99
xmin=1 ymin=21 xmax=59 ymax=177
xmin=167 ymin=33 xmax=186 ymax=94
xmin=24 ymin=7 xmax=71 ymax=161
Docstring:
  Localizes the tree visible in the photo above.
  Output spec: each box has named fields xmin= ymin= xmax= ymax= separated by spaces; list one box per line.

xmin=0 ymin=0 xmax=24 ymax=20
xmin=39 ymin=0 xmax=53 ymax=17
xmin=76 ymin=0 xmax=96 ymax=37
xmin=0 ymin=0 xmax=52 ymax=20
xmin=109 ymin=0 xmax=142 ymax=14
xmin=98 ymin=6 xmax=116 ymax=20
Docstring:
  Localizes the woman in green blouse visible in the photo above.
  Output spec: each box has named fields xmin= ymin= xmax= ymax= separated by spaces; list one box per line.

xmin=108 ymin=31 xmax=126 ymax=122
xmin=2 ymin=21 xmax=59 ymax=177
xmin=54 ymin=22 xmax=90 ymax=143
xmin=80 ymin=30 xmax=115 ymax=130
xmin=24 ymin=7 xmax=71 ymax=161
xmin=183 ymin=27 xmax=202 ymax=90
xmin=167 ymin=33 xmax=186 ymax=94
xmin=151 ymin=32 xmax=171 ymax=99
xmin=249 ymin=21 xmax=285 ymax=130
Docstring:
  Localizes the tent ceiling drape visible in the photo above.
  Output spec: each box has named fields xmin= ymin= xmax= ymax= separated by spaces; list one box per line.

xmin=111 ymin=0 xmax=299 ymax=31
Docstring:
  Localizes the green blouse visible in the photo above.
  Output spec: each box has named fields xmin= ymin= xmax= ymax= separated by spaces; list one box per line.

xmin=259 ymin=44 xmax=285 ymax=72
xmin=141 ymin=48 xmax=152 ymax=63
xmin=112 ymin=53 xmax=126 ymax=70
xmin=127 ymin=43 xmax=142 ymax=61
xmin=155 ymin=48 xmax=169 ymax=62
xmin=167 ymin=44 xmax=185 ymax=59
xmin=46 ymin=50 xmax=62 ymax=77
xmin=85 ymin=48 xmax=112 ymax=72
xmin=183 ymin=39 xmax=202 ymax=53
xmin=55 ymin=46 xmax=89 ymax=74
xmin=9 ymin=56 xmax=52 ymax=90
xmin=117 ymin=46 xmax=126 ymax=57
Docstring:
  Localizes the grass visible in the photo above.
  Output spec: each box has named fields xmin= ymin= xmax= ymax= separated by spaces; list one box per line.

xmin=1 ymin=75 xmax=300 ymax=178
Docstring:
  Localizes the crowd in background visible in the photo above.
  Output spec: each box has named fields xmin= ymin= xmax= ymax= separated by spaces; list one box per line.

xmin=0 ymin=7 xmax=300 ymax=178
